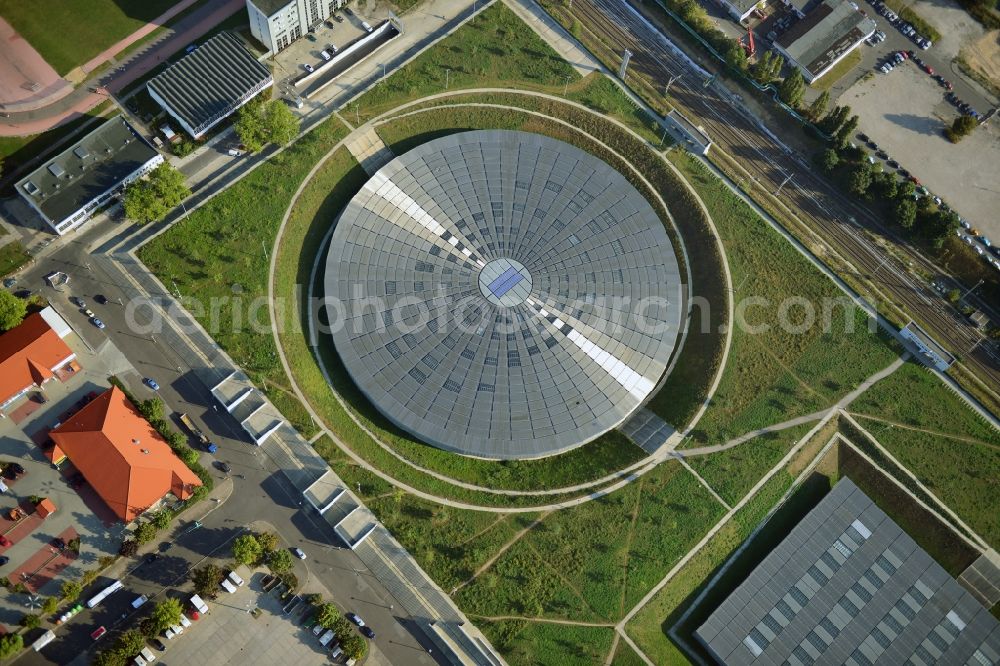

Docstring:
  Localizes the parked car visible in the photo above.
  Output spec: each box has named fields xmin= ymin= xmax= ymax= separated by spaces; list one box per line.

xmin=980 ymin=236 xmax=992 ymax=247
xmin=303 ymin=63 xmax=314 ymax=73
xmin=360 ymin=626 xmax=375 ymax=639
xmin=91 ymin=317 xmax=105 ymax=329
xmin=94 ymin=294 xmax=108 ymax=304
xmin=91 ymin=626 xmax=107 ymax=641
xmin=293 ymin=547 xmax=307 ymax=560
xmin=325 ymin=19 xmax=335 ymax=28
xmin=327 ymin=43 xmax=338 ymax=54
xmin=215 ymin=461 xmax=232 ymax=474
xmin=71 ymin=296 xmax=86 ymax=308
xmin=0 ymin=556 xmax=8 ymax=566
xmin=2 ymin=278 xmax=15 ymax=289
xmin=320 ymin=50 xmax=331 ymax=61
xmin=151 ymin=639 xmax=167 ymax=651
xmin=306 ymin=33 xmax=317 ymax=42
xmin=361 ymin=20 xmax=373 ymax=32
xmin=887 ymin=159 xmax=899 ymax=169
xmin=333 ymin=12 xmax=344 ymax=21
xmin=346 ymin=612 xmax=364 ymax=627
xmin=143 ymin=377 xmax=160 ymax=391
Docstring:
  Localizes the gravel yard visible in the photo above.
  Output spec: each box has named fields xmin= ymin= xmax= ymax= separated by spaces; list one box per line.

xmin=842 ymin=62 xmax=1000 ymax=239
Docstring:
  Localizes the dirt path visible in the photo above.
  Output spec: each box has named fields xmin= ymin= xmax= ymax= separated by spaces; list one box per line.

xmin=617 ymin=478 xmax=645 ymax=617
xmin=848 ymin=412 xmax=1000 ymax=451
xmin=469 ymin=614 xmax=615 ymax=627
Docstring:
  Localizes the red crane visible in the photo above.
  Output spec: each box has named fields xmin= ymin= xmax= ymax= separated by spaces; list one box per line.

xmin=742 ymin=26 xmax=756 ymax=57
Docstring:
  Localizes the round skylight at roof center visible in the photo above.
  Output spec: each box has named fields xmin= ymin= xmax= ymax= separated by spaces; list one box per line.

xmin=324 ymin=130 xmax=685 ymax=459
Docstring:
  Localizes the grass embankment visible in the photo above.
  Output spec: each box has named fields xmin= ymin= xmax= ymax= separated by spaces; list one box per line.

xmin=478 ymin=621 xmax=617 ymax=666
xmin=847 ymin=360 xmax=1000 ymax=546
xmin=0 ymin=0 xmax=184 ymax=76
xmin=350 ymin=3 xmax=581 ymax=124
xmin=139 ymin=116 xmax=351 ymax=437
xmin=669 ymin=152 xmax=899 ymax=448
xmin=685 ymin=422 xmax=818 ymax=505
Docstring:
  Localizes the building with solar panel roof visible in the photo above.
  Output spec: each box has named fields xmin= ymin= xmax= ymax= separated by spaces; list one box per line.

xmin=323 ymin=130 xmax=685 ymax=459
xmin=147 ymin=32 xmax=273 ymax=139
xmin=695 ymin=478 xmax=1000 ymax=666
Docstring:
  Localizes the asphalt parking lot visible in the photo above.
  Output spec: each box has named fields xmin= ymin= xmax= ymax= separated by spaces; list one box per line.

xmin=841 ymin=60 xmax=1000 ymax=240
xmin=269 ymin=10 xmax=377 ymax=101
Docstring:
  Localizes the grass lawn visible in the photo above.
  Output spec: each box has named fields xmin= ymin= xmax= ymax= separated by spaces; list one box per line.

xmin=139 ymin=115 xmax=351 ymax=437
xmin=669 ymin=152 xmax=899 ymax=447
xmin=456 ymin=462 xmax=724 ymax=625
xmin=810 ymin=49 xmax=862 ymax=92
xmin=847 ymin=359 xmax=1000 ymax=545
xmin=0 ymin=0 xmax=184 ymax=76
xmin=611 ymin=640 xmax=647 ymax=666
xmin=685 ymin=422 xmax=818 ymax=505
xmin=479 ymin=620 xmax=617 ymax=666
xmin=350 ymin=3 xmax=581 ymax=124
xmin=0 ymin=241 xmax=31 ymax=276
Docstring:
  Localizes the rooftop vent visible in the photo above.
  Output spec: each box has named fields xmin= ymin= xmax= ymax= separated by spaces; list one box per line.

xmin=22 ymin=181 xmax=39 ymax=196
xmin=73 ymin=146 xmax=90 ymax=159
xmin=132 ymin=438 xmax=141 ymax=445
xmin=140 ymin=449 xmax=150 ymax=454
xmin=47 ymin=163 xmax=66 ymax=178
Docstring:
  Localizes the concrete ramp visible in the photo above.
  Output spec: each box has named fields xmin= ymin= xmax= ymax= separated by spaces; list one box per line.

xmin=346 ymin=126 xmax=394 ymax=175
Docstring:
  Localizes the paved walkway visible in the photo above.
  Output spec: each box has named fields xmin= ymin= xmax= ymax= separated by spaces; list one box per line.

xmin=345 ymin=126 xmax=395 ymax=175
xmin=0 ymin=0 xmax=244 ymax=137
xmin=0 ymin=18 xmax=69 ymax=111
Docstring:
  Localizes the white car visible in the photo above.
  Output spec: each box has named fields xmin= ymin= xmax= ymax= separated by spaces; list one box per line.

xmin=293 ymin=547 xmax=306 ymax=560
xmin=303 ymin=63 xmax=314 ymax=73
xmin=320 ymin=50 xmax=331 ymax=61
xmin=361 ymin=20 xmax=373 ymax=32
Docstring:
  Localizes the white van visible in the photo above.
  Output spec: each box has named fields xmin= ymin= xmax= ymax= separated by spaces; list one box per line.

xmin=320 ymin=50 xmax=331 ymax=61
xmin=361 ymin=21 xmax=373 ymax=32
xmin=134 ymin=656 xmax=148 ymax=666
xmin=220 ymin=578 xmax=237 ymax=594
xmin=190 ymin=594 xmax=209 ymax=614
xmin=178 ymin=614 xmax=192 ymax=629
xmin=227 ymin=571 xmax=245 ymax=587
xmin=319 ymin=629 xmax=335 ymax=646
xmin=139 ymin=647 xmax=156 ymax=663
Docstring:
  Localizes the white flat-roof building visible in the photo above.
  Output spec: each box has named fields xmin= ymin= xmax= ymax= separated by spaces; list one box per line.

xmin=774 ymin=0 xmax=876 ymax=83
xmin=15 ymin=117 xmax=163 ymax=235
xmin=246 ymin=0 xmax=347 ymax=54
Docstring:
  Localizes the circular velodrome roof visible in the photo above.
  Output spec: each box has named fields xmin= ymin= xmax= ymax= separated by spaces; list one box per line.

xmin=324 ymin=131 xmax=683 ymax=459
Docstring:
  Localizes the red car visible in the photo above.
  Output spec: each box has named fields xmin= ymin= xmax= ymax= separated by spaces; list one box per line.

xmin=91 ymin=626 xmax=107 ymax=641
xmin=0 ymin=535 xmax=10 ymax=548
xmin=924 ymin=65 xmax=935 ymax=75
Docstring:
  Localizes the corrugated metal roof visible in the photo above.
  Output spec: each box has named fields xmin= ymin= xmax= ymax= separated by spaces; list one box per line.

xmin=777 ymin=0 xmax=876 ymax=77
xmin=695 ymin=478 xmax=1000 ymax=665
xmin=147 ymin=32 xmax=273 ymax=136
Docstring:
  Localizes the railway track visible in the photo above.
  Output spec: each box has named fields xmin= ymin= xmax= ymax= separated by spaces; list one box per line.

xmin=568 ymin=0 xmax=1000 ymax=390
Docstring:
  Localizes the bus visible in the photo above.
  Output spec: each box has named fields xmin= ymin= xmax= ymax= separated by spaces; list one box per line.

xmin=86 ymin=580 xmax=123 ymax=608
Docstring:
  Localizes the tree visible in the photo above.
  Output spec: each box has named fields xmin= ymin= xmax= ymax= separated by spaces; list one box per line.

xmin=752 ymin=50 xmax=782 ymax=84
xmin=150 ymin=510 xmax=172 ymax=530
xmin=119 ymin=539 xmax=138 ymax=557
xmin=892 ymin=197 xmax=917 ymax=229
xmin=778 ymin=69 xmax=805 ymax=107
xmin=256 ymin=531 xmax=278 ymax=554
xmin=845 ymin=161 xmax=872 ymax=197
xmin=150 ymin=598 xmax=183 ymax=634
xmin=134 ymin=522 xmax=157 ymax=545
xmin=341 ymin=634 xmax=368 ymax=661
xmin=191 ymin=563 xmax=224 ymax=598
xmin=93 ymin=649 xmax=127 ymax=666
xmin=42 ymin=596 xmax=58 ymax=615
xmin=122 ymin=163 xmax=191 ymax=225
xmin=116 ymin=629 xmax=146 ymax=656
xmin=871 ymin=171 xmax=898 ymax=200
xmin=724 ymin=41 xmax=748 ymax=72
xmin=0 ymin=634 xmax=23 ymax=659
xmin=19 ymin=613 xmax=40 ymax=629
xmin=945 ymin=114 xmax=977 ymax=142
xmin=808 ymin=90 xmax=830 ymax=121
xmin=232 ymin=534 xmax=263 ymax=566
xmin=0 ymin=290 xmax=28 ymax=332
xmin=316 ymin=602 xmax=340 ymax=629
xmin=947 ymin=288 xmax=961 ymax=304
xmin=234 ymin=100 xmax=267 ymax=153
xmin=818 ymin=105 xmax=850 ymax=134
xmin=816 ymin=148 xmax=839 ymax=172
xmin=263 ymin=100 xmax=299 ymax=146
xmin=834 ymin=115 xmax=859 ymax=149
xmin=61 ymin=580 xmax=83 ymax=602
xmin=268 ymin=548 xmax=293 ymax=574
